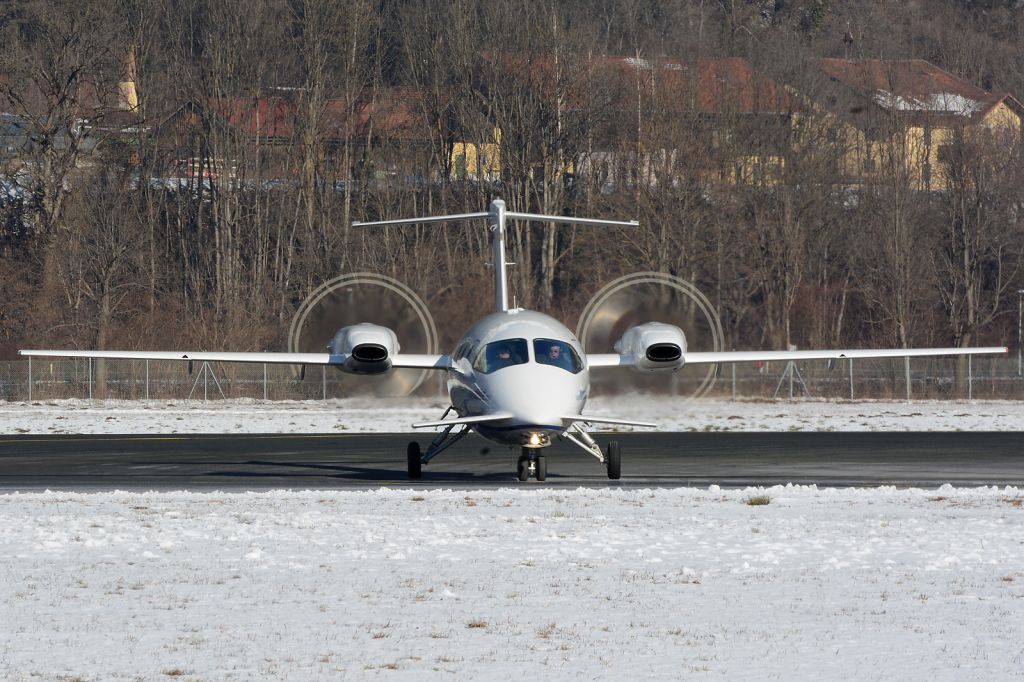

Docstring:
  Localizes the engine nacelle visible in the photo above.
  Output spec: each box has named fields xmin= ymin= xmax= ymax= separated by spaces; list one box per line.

xmin=613 ymin=322 xmax=687 ymax=373
xmin=329 ymin=323 xmax=399 ymax=374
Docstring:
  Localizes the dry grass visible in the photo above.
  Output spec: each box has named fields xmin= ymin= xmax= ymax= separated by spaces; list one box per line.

xmin=536 ymin=622 xmax=557 ymax=639
xmin=465 ymin=619 xmax=487 ymax=629
xmin=746 ymin=494 xmax=771 ymax=506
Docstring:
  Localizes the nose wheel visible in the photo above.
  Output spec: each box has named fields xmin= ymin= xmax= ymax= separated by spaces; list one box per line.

xmin=517 ymin=449 xmax=547 ymax=482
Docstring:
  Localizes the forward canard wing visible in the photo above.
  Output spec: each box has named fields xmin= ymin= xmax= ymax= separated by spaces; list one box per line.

xmin=412 ymin=412 xmax=515 ymax=429
xmin=563 ymin=414 xmax=657 ymax=428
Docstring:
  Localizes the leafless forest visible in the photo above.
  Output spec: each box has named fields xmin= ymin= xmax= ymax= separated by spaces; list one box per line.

xmin=1 ymin=0 xmax=1023 ymax=357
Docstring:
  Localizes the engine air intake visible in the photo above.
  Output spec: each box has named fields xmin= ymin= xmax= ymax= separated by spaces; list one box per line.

xmin=352 ymin=344 xmax=388 ymax=363
xmin=646 ymin=343 xmax=682 ymax=363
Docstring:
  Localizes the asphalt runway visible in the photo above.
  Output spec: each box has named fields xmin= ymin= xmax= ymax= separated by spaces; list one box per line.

xmin=0 ymin=432 xmax=1021 ymax=490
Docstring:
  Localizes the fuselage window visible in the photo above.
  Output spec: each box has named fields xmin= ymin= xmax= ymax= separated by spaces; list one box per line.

xmin=533 ymin=338 xmax=583 ymax=374
xmin=473 ymin=338 xmax=529 ymax=374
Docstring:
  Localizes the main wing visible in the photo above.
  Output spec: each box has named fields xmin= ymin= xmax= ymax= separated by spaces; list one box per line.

xmin=587 ymin=346 xmax=1007 ymax=369
xmin=18 ymin=349 xmax=451 ymax=370
xmin=683 ymin=346 xmax=1007 ymax=365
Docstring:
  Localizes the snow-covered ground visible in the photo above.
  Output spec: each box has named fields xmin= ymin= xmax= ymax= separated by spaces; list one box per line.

xmin=2 ymin=396 xmax=1023 ymax=434
xmin=1 ymin=486 xmax=1022 ymax=680
xmin=2 ymin=399 xmax=1022 ymax=679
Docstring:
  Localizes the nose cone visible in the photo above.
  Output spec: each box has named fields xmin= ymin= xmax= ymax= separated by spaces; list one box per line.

xmin=486 ymin=364 xmax=586 ymax=428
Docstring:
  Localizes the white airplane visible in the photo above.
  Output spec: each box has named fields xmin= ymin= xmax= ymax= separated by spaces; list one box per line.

xmin=21 ymin=199 xmax=1007 ymax=482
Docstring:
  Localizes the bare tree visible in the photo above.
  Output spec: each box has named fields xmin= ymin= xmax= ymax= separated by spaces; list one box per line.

xmin=0 ymin=0 xmax=124 ymax=303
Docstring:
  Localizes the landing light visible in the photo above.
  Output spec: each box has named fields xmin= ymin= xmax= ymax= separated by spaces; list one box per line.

xmin=522 ymin=431 xmax=550 ymax=448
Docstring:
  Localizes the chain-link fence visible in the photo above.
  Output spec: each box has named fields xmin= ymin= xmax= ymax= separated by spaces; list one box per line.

xmin=701 ymin=355 xmax=1023 ymax=400
xmin=1 ymin=356 xmax=1022 ymax=402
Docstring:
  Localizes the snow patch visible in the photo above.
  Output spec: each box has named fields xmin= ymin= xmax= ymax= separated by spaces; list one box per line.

xmin=2 ymin=396 xmax=1023 ymax=434
xmin=0 ymin=487 xmax=1021 ymax=678
xmin=874 ymin=90 xmax=984 ymax=116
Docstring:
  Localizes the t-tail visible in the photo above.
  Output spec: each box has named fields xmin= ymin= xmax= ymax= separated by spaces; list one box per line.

xmin=352 ymin=199 xmax=638 ymax=312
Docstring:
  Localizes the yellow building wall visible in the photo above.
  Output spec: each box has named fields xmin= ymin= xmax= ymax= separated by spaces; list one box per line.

xmin=450 ymin=128 xmax=502 ymax=181
xmin=788 ymin=96 xmax=1022 ymax=192
xmin=982 ymin=101 xmax=1021 ymax=138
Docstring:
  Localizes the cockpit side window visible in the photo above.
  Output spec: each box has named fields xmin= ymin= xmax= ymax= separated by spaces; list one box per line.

xmin=453 ymin=339 xmax=477 ymax=361
xmin=473 ymin=338 xmax=529 ymax=374
xmin=533 ymin=338 xmax=583 ymax=374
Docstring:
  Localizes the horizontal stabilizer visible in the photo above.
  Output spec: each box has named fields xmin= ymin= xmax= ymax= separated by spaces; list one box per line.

xmin=563 ymin=414 xmax=657 ymax=428
xmin=412 ymin=412 xmax=515 ymax=429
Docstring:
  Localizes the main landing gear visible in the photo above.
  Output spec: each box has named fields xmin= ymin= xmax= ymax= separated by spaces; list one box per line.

xmin=605 ymin=441 xmax=621 ymax=480
xmin=406 ymin=411 xmax=471 ymax=479
xmin=561 ymin=424 xmax=621 ymax=480
xmin=407 ymin=442 xmax=422 ymax=479
xmin=516 ymin=448 xmax=547 ymax=482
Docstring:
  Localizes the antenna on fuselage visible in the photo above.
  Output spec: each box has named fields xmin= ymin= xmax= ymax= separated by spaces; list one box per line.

xmin=352 ymin=199 xmax=639 ymax=312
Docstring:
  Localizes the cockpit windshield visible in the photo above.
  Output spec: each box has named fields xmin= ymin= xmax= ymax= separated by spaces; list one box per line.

xmin=533 ymin=338 xmax=583 ymax=374
xmin=473 ymin=338 xmax=529 ymax=374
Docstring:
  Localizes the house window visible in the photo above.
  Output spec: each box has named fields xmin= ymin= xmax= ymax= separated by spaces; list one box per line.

xmin=862 ymin=142 xmax=876 ymax=173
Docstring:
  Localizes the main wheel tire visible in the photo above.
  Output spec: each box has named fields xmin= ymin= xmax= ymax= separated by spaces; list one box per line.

xmin=407 ymin=441 xmax=422 ymax=479
xmin=535 ymin=454 xmax=547 ymax=482
xmin=606 ymin=441 xmax=621 ymax=480
xmin=516 ymin=454 xmax=530 ymax=482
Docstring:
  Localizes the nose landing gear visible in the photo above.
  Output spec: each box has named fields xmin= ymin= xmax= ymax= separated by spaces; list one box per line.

xmin=517 ymin=448 xmax=547 ymax=482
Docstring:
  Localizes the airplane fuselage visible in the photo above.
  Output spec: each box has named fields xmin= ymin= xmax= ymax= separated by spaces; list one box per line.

xmin=447 ymin=309 xmax=588 ymax=447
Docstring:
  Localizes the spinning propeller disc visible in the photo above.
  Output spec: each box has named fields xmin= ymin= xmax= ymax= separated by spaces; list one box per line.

xmin=577 ymin=272 xmax=724 ymax=399
xmin=288 ymin=273 xmax=438 ymax=396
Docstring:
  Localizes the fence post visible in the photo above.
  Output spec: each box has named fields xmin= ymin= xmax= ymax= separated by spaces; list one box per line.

xmin=27 ymin=356 xmax=31 ymax=402
xmin=904 ymin=356 xmax=911 ymax=401
xmin=322 ymin=365 xmax=327 ymax=400
xmin=263 ymin=363 xmax=268 ymax=401
xmin=145 ymin=359 xmax=150 ymax=400
xmin=88 ymin=358 xmax=93 ymax=401
xmin=848 ymin=358 xmax=854 ymax=400
xmin=731 ymin=363 xmax=736 ymax=400
xmin=968 ymin=355 xmax=973 ymax=400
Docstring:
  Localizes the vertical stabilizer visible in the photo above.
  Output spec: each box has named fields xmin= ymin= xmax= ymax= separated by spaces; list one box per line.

xmin=489 ymin=199 xmax=509 ymax=311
